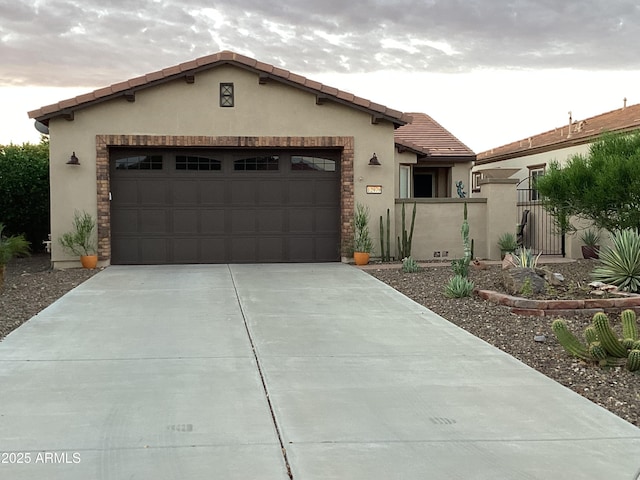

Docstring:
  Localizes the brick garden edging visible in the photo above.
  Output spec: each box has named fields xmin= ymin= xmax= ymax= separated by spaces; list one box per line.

xmin=475 ymin=289 xmax=640 ymax=317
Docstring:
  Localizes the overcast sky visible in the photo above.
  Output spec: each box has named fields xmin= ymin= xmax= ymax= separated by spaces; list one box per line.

xmin=2 ymin=0 xmax=640 ymax=151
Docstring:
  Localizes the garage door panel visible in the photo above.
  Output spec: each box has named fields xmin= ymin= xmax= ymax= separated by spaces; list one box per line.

xmin=112 ymin=210 xmax=139 ymax=234
xmin=230 ymin=180 xmax=257 ymax=204
xmin=259 ymin=210 xmax=284 ymax=233
xmin=139 ymin=238 xmax=169 ymax=264
xmin=139 ymin=210 xmax=167 ymax=233
xmin=111 ymin=238 xmax=140 ymax=264
xmin=173 ymin=180 xmax=199 ymax=204
xmin=138 ymin=180 xmax=168 ymax=204
xmin=231 ymin=238 xmax=258 ymax=262
xmin=315 ymin=208 xmax=339 ymax=233
xmin=231 ymin=210 xmax=257 ymax=234
xmin=288 ymin=237 xmax=315 ymax=262
xmin=112 ymin=180 xmax=138 ymax=204
xmin=258 ymin=237 xmax=284 ymax=262
xmin=316 ymin=236 xmax=340 ymax=261
xmin=201 ymin=210 xmax=225 ymax=234
xmin=316 ymin=180 xmax=340 ymax=203
xmin=173 ymin=238 xmax=199 ymax=263
xmin=200 ymin=181 xmax=226 ymax=204
xmin=258 ymin=181 xmax=285 ymax=204
xmin=289 ymin=182 xmax=314 ymax=204
xmin=289 ymin=209 xmax=313 ymax=233
xmin=173 ymin=210 xmax=198 ymax=234
xmin=199 ymin=238 xmax=227 ymax=262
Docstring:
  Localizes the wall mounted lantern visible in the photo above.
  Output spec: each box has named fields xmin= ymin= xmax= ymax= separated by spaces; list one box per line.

xmin=368 ymin=153 xmax=381 ymax=166
xmin=67 ymin=152 xmax=80 ymax=165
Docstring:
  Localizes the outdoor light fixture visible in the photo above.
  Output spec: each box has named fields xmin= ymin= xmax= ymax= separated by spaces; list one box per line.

xmin=67 ymin=152 xmax=80 ymax=165
xmin=368 ymin=153 xmax=381 ymax=166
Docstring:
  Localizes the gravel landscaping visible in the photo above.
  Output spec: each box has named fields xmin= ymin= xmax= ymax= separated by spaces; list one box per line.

xmin=1 ymin=254 xmax=638 ymax=428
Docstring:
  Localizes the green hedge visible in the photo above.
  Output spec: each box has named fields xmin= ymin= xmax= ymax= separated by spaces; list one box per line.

xmin=0 ymin=138 xmax=50 ymax=250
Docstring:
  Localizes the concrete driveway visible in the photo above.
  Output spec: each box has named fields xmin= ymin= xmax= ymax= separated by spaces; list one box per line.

xmin=0 ymin=264 xmax=639 ymax=479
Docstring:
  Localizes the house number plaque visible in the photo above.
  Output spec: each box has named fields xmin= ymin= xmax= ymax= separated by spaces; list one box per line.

xmin=366 ymin=185 xmax=382 ymax=194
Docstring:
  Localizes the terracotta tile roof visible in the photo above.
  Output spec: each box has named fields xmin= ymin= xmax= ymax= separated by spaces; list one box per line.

xmin=477 ymin=102 xmax=640 ymax=164
xmin=394 ymin=112 xmax=475 ymax=160
xmin=28 ymin=50 xmax=411 ymax=127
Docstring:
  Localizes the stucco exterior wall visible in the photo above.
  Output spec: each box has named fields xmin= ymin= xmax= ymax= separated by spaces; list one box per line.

xmin=48 ymin=65 xmax=398 ymax=266
xmin=395 ymin=199 xmax=487 ymax=261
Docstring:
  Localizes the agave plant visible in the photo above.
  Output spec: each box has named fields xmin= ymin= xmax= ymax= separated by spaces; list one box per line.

xmin=444 ymin=275 xmax=475 ymax=298
xmin=510 ymin=247 xmax=542 ymax=269
xmin=592 ymin=229 xmax=640 ymax=292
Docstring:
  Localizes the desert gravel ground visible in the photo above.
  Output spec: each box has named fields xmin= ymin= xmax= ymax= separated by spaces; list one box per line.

xmin=0 ymin=255 xmax=638 ymax=427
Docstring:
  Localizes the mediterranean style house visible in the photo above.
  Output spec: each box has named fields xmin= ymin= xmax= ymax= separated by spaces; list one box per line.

xmin=474 ymin=101 xmax=640 ymax=258
xmin=29 ymin=50 xmax=477 ymax=267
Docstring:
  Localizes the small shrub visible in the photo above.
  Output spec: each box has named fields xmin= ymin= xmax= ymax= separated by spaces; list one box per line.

xmin=520 ymin=277 xmax=533 ymax=296
xmin=402 ymin=256 xmax=419 ymax=273
xmin=444 ymin=275 xmax=475 ymax=298
xmin=592 ymin=229 xmax=640 ymax=292
xmin=59 ymin=210 xmax=97 ymax=256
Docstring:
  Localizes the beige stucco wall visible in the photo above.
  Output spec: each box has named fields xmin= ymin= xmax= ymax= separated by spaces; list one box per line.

xmin=473 ymin=143 xmax=591 ymax=184
xmin=48 ymin=65 xmax=398 ymax=266
xmin=395 ymin=199 xmax=487 ymax=261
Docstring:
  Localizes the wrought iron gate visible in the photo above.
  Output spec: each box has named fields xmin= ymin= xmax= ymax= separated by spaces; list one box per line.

xmin=516 ymin=177 xmax=565 ymax=256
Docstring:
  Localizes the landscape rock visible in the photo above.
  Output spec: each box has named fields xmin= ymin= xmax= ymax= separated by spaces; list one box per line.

xmin=501 ymin=254 xmax=515 ymax=270
xmin=502 ymin=267 xmax=547 ymax=295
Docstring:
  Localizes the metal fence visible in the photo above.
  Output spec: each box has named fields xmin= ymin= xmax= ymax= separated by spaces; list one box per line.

xmin=516 ymin=177 xmax=565 ymax=256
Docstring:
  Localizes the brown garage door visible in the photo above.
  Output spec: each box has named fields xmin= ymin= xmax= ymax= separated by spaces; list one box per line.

xmin=110 ymin=148 xmax=341 ymax=264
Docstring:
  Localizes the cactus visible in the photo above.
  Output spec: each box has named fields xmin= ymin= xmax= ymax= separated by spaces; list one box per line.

xmin=592 ymin=312 xmax=628 ymax=358
xmin=633 ymin=340 xmax=640 ymax=350
xmin=621 ymin=309 xmax=639 ymax=341
xmin=552 ymin=319 xmax=590 ymax=361
xmin=622 ymin=338 xmax=636 ymax=350
xmin=397 ymin=202 xmax=416 ymax=259
xmin=627 ymin=350 xmax=640 ymax=372
xmin=379 ymin=209 xmax=391 ymax=262
xmin=584 ymin=325 xmax=599 ymax=344
xmin=588 ymin=342 xmax=607 ymax=360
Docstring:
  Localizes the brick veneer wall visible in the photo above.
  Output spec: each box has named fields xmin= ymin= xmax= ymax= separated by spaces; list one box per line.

xmin=95 ymin=135 xmax=354 ymax=262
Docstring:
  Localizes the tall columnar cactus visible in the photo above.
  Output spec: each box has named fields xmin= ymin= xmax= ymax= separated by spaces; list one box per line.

xmin=627 ymin=350 xmax=640 ymax=372
xmin=592 ymin=312 xmax=628 ymax=358
xmin=621 ymin=309 xmax=639 ymax=341
xmin=462 ymin=202 xmax=471 ymax=263
xmin=379 ymin=209 xmax=391 ymax=262
xmin=584 ymin=325 xmax=599 ymax=344
xmin=397 ymin=202 xmax=416 ymax=259
xmin=551 ymin=319 xmax=590 ymax=361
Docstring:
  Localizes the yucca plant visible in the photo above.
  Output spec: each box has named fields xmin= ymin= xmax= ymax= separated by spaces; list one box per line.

xmin=0 ymin=223 xmax=30 ymax=290
xmin=444 ymin=274 xmax=475 ymax=298
xmin=592 ymin=229 xmax=640 ymax=292
xmin=510 ymin=247 xmax=542 ymax=269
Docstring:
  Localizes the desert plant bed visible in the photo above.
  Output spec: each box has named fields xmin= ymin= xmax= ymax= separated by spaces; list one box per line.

xmin=367 ymin=259 xmax=639 ymax=428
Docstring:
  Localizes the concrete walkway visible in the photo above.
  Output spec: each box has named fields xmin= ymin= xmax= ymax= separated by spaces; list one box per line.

xmin=0 ymin=264 xmax=638 ymax=479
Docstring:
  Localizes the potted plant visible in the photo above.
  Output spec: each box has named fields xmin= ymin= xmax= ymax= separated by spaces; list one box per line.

xmin=497 ymin=232 xmax=518 ymax=260
xmin=353 ymin=203 xmax=373 ymax=265
xmin=0 ymin=223 xmax=30 ymax=290
xmin=580 ymin=229 xmax=600 ymax=259
xmin=59 ymin=210 xmax=98 ymax=269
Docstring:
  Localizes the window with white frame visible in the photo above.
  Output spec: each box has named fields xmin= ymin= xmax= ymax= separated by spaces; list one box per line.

xmin=472 ymin=171 xmax=482 ymax=193
xmin=529 ymin=164 xmax=546 ymax=201
xmin=399 ymin=165 xmax=411 ymax=199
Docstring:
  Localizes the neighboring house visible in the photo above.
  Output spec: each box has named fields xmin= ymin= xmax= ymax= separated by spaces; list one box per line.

xmin=28 ymin=50 xmax=474 ymax=267
xmin=474 ymin=100 xmax=640 ymax=257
